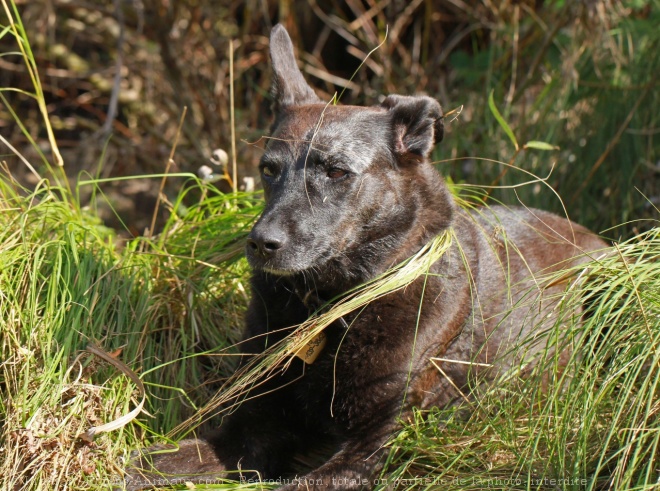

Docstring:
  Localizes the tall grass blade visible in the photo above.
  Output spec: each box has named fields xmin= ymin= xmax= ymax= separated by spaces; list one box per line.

xmin=488 ymin=89 xmax=518 ymax=151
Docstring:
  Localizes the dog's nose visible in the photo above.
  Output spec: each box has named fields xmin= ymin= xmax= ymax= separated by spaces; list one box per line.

xmin=247 ymin=229 xmax=287 ymax=257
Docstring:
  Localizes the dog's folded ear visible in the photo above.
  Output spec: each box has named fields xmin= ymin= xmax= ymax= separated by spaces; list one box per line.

xmin=270 ymin=24 xmax=321 ymax=112
xmin=381 ymin=95 xmax=444 ymax=159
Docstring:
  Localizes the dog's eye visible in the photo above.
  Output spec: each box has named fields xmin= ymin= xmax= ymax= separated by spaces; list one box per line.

xmin=327 ymin=168 xmax=348 ymax=179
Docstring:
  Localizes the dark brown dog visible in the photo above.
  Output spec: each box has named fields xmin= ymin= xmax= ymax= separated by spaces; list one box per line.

xmin=125 ymin=24 xmax=606 ymax=490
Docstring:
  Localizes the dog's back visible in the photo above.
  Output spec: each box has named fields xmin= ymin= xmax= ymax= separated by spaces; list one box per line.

xmin=440 ymin=207 xmax=605 ymax=396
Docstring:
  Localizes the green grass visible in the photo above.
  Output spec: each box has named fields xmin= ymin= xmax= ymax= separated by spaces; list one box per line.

xmin=3 ymin=161 xmax=659 ymax=491
xmin=0 ymin=176 xmax=261 ymax=489
xmin=1 ymin=2 xmax=660 ymax=490
xmin=379 ymin=229 xmax=660 ymax=490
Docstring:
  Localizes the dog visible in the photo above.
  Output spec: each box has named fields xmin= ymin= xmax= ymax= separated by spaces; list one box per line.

xmin=124 ymin=24 xmax=606 ymax=490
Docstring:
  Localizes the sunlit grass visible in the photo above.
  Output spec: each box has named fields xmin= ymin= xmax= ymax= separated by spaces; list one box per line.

xmin=3 ymin=147 xmax=659 ymax=490
xmin=379 ymin=228 xmax=660 ymax=490
xmin=0 ymin=174 xmax=260 ymax=489
xmin=1 ymin=2 xmax=659 ymax=490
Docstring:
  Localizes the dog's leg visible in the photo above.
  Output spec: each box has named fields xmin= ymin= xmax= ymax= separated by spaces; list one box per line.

xmin=122 ymin=438 xmax=227 ymax=491
xmin=121 ymin=390 xmax=305 ymax=490
xmin=119 ymin=274 xmax=311 ymax=489
xmin=277 ymin=426 xmax=394 ymax=491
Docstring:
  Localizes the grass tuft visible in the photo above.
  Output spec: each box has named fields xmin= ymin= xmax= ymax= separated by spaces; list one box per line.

xmin=380 ymin=228 xmax=660 ymax=490
xmin=0 ymin=175 xmax=260 ymax=489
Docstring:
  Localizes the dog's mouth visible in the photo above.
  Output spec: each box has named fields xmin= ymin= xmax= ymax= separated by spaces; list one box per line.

xmin=246 ymin=244 xmax=337 ymax=278
xmin=252 ymin=254 xmax=327 ymax=277
xmin=261 ymin=266 xmax=297 ymax=276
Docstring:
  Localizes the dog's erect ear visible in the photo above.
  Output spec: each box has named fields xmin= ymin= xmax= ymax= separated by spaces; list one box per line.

xmin=270 ymin=24 xmax=320 ymax=111
xmin=381 ymin=95 xmax=444 ymax=159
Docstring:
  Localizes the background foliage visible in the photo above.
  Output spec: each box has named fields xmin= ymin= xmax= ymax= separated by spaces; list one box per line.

xmin=1 ymin=0 xmax=658 ymax=237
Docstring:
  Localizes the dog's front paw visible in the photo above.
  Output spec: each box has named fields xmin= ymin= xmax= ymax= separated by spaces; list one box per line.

xmin=118 ymin=439 xmax=227 ymax=491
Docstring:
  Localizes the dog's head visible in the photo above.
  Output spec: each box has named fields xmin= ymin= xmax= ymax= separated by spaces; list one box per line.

xmin=246 ymin=25 xmax=452 ymax=290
